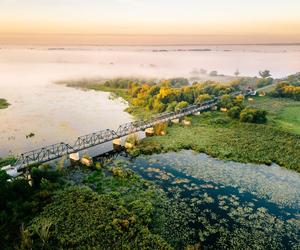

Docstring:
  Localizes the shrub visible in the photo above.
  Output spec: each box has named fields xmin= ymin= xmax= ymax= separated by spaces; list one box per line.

xmin=228 ymin=106 xmax=242 ymax=119
xmin=125 ymin=133 xmax=139 ymax=145
xmin=240 ymin=107 xmax=267 ymax=124
xmin=154 ymin=123 xmax=168 ymax=136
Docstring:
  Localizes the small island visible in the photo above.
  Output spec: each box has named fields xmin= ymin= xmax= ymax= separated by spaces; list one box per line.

xmin=0 ymin=98 xmax=10 ymax=109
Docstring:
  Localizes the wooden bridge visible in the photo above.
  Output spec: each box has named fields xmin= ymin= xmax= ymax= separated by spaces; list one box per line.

xmin=2 ymin=92 xmax=242 ymax=176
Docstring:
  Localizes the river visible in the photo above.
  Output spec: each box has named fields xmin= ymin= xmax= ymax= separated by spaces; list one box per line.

xmin=1 ymin=45 xmax=300 ymax=156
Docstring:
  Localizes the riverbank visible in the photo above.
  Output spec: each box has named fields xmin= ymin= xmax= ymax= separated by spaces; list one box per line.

xmin=0 ymin=98 xmax=9 ymax=109
xmin=60 ymin=78 xmax=300 ymax=172
xmin=130 ymin=111 xmax=300 ymax=173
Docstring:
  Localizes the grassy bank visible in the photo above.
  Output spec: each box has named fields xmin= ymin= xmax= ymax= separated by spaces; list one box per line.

xmin=131 ymin=112 xmax=300 ymax=173
xmin=246 ymin=96 xmax=300 ymax=135
xmin=0 ymin=98 xmax=10 ymax=109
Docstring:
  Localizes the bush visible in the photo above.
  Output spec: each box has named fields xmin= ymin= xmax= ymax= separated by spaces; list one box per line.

xmin=125 ymin=133 xmax=139 ymax=145
xmin=154 ymin=123 xmax=168 ymax=136
xmin=228 ymin=106 xmax=242 ymax=119
xmin=240 ymin=107 xmax=267 ymax=124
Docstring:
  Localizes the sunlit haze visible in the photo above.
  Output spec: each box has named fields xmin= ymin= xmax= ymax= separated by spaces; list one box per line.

xmin=1 ymin=0 xmax=300 ymax=45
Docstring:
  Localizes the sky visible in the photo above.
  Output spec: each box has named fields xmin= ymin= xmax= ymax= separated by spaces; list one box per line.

xmin=0 ymin=0 xmax=300 ymax=45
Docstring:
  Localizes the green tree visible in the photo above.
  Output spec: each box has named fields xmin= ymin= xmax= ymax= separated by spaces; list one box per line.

xmin=195 ymin=94 xmax=212 ymax=104
xmin=175 ymin=101 xmax=189 ymax=111
xmin=259 ymin=70 xmax=271 ymax=78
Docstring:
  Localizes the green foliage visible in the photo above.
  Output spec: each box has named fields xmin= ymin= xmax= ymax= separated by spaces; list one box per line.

xmin=154 ymin=123 xmax=168 ymax=135
xmin=133 ymin=113 xmax=300 ymax=172
xmin=0 ymin=98 xmax=10 ymax=109
xmin=16 ymin=224 xmax=33 ymax=250
xmin=0 ymin=156 xmax=17 ymax=167
xmin=240 ymin=107 xmax=268 ymax=124
xmin=125 ymin=133 xmax=139 ymax=145
xmin=166 ymin=101 xmax=178 ymax=112
xmin=228 ymin=106 xmax=242 ymax=119
xmin=270 ymin=81 xmax=300 ymax=101
xmin=257 ymin=77 xmax=273 ymax=88
xmin=0 ymin=171 xmax=34 ymax=249
xmin=175 ymin=101 xmax=189 ymax=111
xmin=195 ymin=94 xmax=213 ymax=104
xmin=31 ymin=167 xmax=61 ymax=189
xmin=65 ymin=77 xmax=240 ymax=117
xmin=276 ymin=106 xmax=300 ymax=134
xmin=29 ymin=187 xmax=171 ymax=250
xmin=219 ymin=94 xmax=244 ymax=110
xmin=259 ymin=70 xmax=271 ymax=78
xmin=32 ymin=218 xmax=53 ymax=249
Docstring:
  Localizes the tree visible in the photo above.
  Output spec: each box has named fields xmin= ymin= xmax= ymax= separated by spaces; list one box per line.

xmin=219 ymin=94 xmax=234 ymax=109
xmin=196 ymin=94 xmax=213 ymax=104
xmin=152 ymin=99 xmax=166 ymax=113
xmin=259 ymin=70 xmax=271 ymax=78
xmin=166 ymin=101 xmax=178 ymax=112
xmin=175 ymin=101 xmax=189 ymax=111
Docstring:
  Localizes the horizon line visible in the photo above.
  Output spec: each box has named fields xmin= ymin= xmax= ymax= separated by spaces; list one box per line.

xmin=1 ymin=42 xmax=300 ymax=47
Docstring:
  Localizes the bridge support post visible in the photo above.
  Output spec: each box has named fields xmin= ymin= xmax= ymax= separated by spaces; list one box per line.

xmin=80 ymin=155 xmax=93 ymax=167
xmin=145 ymin=127 xmax=154 ymax=137
xmin=182 ymin=119 xmax=191 ymax=126
xmin=69 ymin=152 xmax=80 ymax=165
xmin=171 ymin=118 xmax=180 ymax=124
xmin=113 ymin=138 xmax=122 ymax=151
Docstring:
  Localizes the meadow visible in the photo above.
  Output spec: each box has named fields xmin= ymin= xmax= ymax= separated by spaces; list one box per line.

xmin=247 ymin=96 xmax=300 ymax=135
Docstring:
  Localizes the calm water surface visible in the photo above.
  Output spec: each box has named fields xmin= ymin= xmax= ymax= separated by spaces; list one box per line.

xmin=1 ymin=45 xmax=300 ymax=156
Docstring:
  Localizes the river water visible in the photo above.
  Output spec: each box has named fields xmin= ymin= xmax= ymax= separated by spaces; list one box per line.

xmin=1 ymin=45 xmax=300 ymax=156
xmin=118 ymin=150 xmax=300 ymax=249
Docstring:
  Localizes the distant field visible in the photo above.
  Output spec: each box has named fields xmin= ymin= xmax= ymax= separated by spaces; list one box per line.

xmin=247 ymin=96 xmax=300 ymax=135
